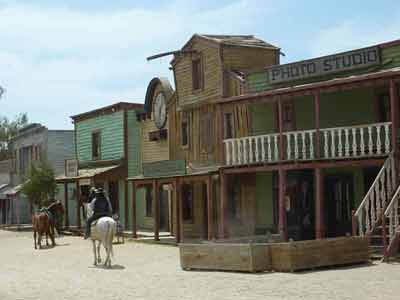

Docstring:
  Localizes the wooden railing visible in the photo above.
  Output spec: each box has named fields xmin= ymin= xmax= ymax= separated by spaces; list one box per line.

xmin=223 ymin=122 xmax=392 ymax=166
xmin=384 ymin=184 xmax=400 ymax=249
xmin=354 ymin=152 xmax=396 ymax=236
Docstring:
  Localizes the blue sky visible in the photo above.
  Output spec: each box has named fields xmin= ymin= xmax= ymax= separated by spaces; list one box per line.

xmin=0 ymin=0 xmax=399 ymax=129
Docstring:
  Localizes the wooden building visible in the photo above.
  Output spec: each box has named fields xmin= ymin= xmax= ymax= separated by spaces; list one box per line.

xmin=128 ymin=34 xmax=280 ymax=241
xmin=57 ymin=102 xmax=143 ymax=229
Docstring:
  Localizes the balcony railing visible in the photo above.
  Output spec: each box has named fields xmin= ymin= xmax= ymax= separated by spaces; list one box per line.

xmin=223 ymin=122 xmax=392 ymax=166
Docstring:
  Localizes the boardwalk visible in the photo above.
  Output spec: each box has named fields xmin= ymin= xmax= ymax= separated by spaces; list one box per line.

xmin=0 ymin=230 xmax=399 ymax=300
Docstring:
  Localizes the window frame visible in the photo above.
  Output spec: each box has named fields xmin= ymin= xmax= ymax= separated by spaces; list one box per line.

xmin=191 ymin=55 xmax=204 ymax=92
xmin=224 ymin=112 xmax=234 ymax=139
xmin=91 ymin=130 xmax=102 ymax=160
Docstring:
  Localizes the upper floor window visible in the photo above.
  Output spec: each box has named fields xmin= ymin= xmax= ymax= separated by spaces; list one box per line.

xmin=192 ymin=57 xmax=203 ymax=91
xmin=92 ymin=131 xmax=101 ymax=160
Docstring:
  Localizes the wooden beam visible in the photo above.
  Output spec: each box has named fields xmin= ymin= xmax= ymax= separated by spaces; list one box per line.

xmin=76 ymin=180 xmax=81 ymax=229
xmin=223 ymin=157 xmax=385 ymax=174
xmin=278 ymin=169 xmax=288 ymax=241
xmin=314 ymin=92 xmax=321 ymax=159
xmin=124 ymin=180 xmax=128 ymax=230
xmin=178 ymin=179 xmax=184 ymax=242
xmin=153 ymin=180 xmax=160 ymax=241
xmin=64 ymin=182 xmax=69 ymax=229
xmin=174 ymin=179 xmax=181 ymax=243
xmin=390 ymin=79 xmax=399 ymax=168
xmin=207 ymin=175 xmax=214 ymax=240
xmin=315 ymin=168 xmax=324 ymax=239
xmin=278 ymin=98 xmax=284 ymax=161
xmin=131 ymin=182 xmax=137 ymax=239
xmin=219 ymin=170 xmax=228 ymax=239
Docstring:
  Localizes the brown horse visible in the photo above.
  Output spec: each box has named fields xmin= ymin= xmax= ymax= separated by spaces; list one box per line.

xmin=32 ymin=201 xmax=64 ymax=249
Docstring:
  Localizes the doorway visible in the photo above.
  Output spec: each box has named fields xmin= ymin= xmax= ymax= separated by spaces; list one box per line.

xmin=286 ymin=170 xmax=315 ymax=241
xmin=325 ymin=174 xmax=354 ymax=237
xmin=159 ymin=186 xmax=170 ymax=232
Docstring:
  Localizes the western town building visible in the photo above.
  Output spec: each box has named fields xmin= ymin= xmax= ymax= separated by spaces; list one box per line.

xmin=0 ymin=124 xmax=75 ymax=226
xmin=127 ymin=35 xmax=400 ymax=257
xmin=56 ymin=102 xmax=143 ymax=229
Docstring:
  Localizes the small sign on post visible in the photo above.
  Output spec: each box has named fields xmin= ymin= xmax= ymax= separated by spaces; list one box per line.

xmin=65 ymin=159 xmax=78 ymax=177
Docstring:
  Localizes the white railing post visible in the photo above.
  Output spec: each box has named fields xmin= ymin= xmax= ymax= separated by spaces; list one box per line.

xmin=286 ymin=133 xmax=292 ymax=160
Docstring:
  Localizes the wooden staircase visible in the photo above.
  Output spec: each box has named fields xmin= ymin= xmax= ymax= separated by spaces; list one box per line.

xmin=353 ymin=152 xmax=400 ymax=259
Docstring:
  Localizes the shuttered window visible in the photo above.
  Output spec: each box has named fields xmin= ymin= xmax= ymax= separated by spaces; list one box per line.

xmin=192 ymin=57 xmax=203 ymax=91
xmin=92 ymin=131 xmax=101 ymax=160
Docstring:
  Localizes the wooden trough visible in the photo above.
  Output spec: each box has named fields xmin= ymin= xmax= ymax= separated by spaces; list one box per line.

xmin=179 ymin=236 xmax=369 ymax=273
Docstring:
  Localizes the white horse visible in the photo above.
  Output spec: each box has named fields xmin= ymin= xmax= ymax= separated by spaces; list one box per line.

xmin=83 ymin=202 xmax=116 ymax=268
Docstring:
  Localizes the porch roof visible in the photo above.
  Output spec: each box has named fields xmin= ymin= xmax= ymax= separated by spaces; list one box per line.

xmin=218 ymin=66 xmax=400 ymax=105
xmin=0 ymin=184 xmax=23 ymax=199
xmin=56 ymin=165 xmax=121 ymax=182
xmin=127 ymin=165 xmax=221 ymax=182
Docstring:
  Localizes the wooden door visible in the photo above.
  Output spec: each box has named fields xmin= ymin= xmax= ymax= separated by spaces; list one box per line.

xmin=108 ymin=181 xmax=119 ymax=214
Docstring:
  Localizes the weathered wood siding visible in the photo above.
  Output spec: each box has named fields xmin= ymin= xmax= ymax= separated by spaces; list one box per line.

xmin=127 ymin=110 xmax=142 ymax=177
xmin=173 ymin=39 xmax=222 ymax=106
xmin=141 ymin=119 xmax=169 ymax=164
xmin=223 ymin=46 xmax=278 ymax=71
xmin=76 ymin=111 xmax=124 ymax=162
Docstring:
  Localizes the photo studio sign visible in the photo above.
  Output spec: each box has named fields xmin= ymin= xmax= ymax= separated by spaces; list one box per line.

xmin=267 ymin=46 xmax=381 ymax=84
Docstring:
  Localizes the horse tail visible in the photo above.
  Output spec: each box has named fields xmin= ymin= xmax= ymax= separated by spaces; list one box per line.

xmin=106 ymin=220 xmax=115 ymax=259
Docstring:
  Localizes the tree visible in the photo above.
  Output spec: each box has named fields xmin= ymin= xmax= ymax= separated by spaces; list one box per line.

xmin=21 ymin=162 xmax=58 ymax=208
xmin=0 ymin=113 xmax=29 ymax=160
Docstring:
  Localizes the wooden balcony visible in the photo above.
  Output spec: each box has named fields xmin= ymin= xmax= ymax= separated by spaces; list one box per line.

xmin=223 ymin=122 xmax=392 ymax=166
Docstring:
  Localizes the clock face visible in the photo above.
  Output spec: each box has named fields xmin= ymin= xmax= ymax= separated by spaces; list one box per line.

xmin=153 ymin=92 xmax=167 ymax=129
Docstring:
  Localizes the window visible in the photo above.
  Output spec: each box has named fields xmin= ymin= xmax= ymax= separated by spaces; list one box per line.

xmin=92 ymin=131 xmax=101 ymax=160
xmin=181 ymin=112 xmax=190 ymax=148
xmin=145 ymin=185 xmax=153 ymax=217
xmin=224 ymin=112 xmax=234 ymax=139
xmin=182 ymin=184 xmax=194 ymax=222
xmin=282 ymin=102 xmax=295 ymax=131
xmin=192 ymin=57 xmax=203 ymax=91
xmin=200 ymin=112 xmax=214 ymax=153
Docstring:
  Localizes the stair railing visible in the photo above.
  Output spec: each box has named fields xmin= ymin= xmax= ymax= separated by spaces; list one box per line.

xmin=384 ymin=184 xmax=400 ymax=256
xmin=354 ymin=151 xmax=396 ymax=236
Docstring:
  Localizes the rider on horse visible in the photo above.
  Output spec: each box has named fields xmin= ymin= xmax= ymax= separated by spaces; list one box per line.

xmin=84 ymin=187 xmax=113 ymax=239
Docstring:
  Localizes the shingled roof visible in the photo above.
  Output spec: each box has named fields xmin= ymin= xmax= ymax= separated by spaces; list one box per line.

xmin=198 ymin=34 xmax=279 ymax=50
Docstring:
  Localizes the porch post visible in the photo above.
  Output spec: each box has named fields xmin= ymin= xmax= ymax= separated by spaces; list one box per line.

xmin=173 ymin=178 xmax=181 ymax=243
xmin=131 ymin=182 xmax=137 ymax=239
xmin=314 ymin=92 xmax=321 ymax=159
xmin=390 ymin=79 xmax=399 ymax=160
xmin=178 ymin=179 xmax=184 ymax=242
xmin=278 ymin=168 xmax=288 ymax=241
xmin=315 ymin=167 xmax=325 ymax=239
xmin=64 ymin=182 xmax=69 ymax=229
xmin=219 ymin=170 xmax=227 ymax=239
xmin=124 ymin=180 xmax=129 ymax=230
xmin=278 ymin=98 xmax=284 ymax=161
xmin=153 ymin=180 xmax=160 ymax=241
xmin=76 ymin=180 xmax=81 ymax=229
xmin=207 ymin=175 xmax=214 ymax=240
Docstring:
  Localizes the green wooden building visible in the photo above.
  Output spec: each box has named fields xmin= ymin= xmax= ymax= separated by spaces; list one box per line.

xmin=57 ymin=102 xmax=143 ymax=229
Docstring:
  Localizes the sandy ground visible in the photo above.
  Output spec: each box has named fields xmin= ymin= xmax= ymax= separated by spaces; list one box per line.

xmin=0 ymin=230 xmax=399 ymax=300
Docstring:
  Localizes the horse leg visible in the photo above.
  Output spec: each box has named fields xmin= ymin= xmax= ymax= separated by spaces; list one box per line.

xmin=34 ymin=230 xmax=37 ymax=249
xmin=50 ymin=225 xmax=56 ymax=246
xmin=92 ymin=240 xmax=97 ymax=266
xmin=38 ymin=232 xmax=42 ymax=249
xmin=45 ymin=231 xmax=49 ymax=246
xmin=97 ymin=241 xmax=101 ymax=264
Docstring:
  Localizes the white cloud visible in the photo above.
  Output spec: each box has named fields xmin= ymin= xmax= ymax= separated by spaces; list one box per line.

xmin=0 ymin=0 xmax=273 ymax=128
